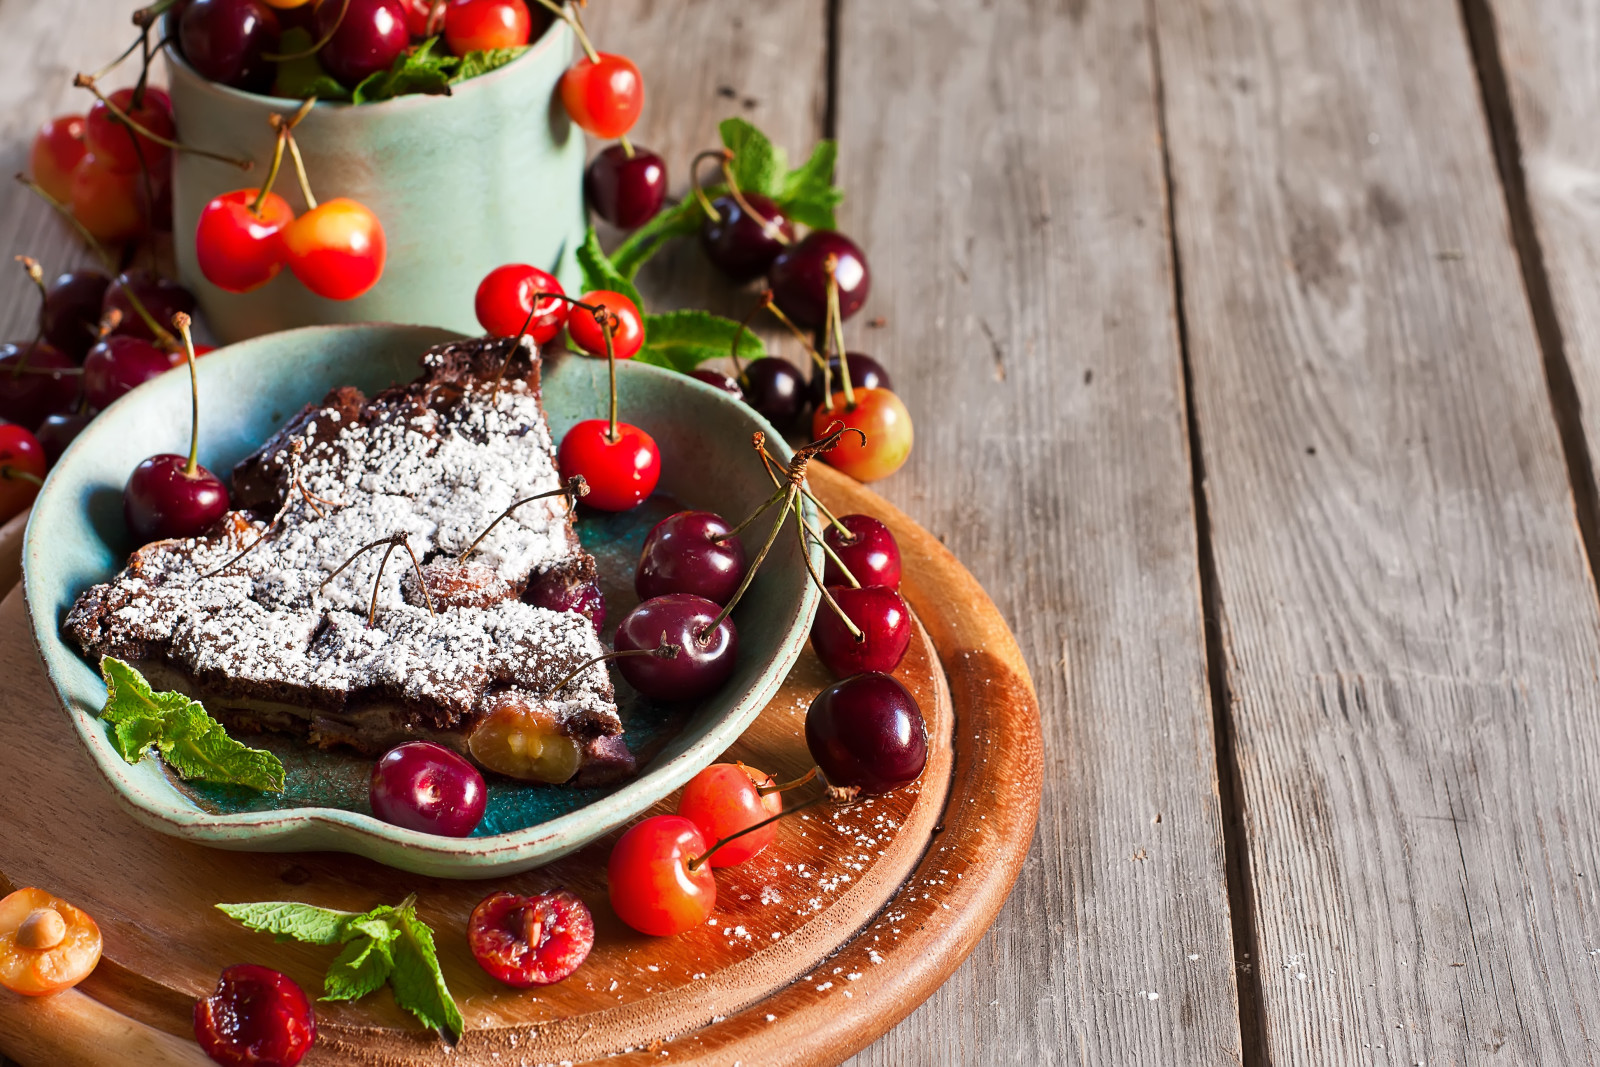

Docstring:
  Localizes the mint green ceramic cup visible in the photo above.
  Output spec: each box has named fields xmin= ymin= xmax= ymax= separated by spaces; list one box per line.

xmin=165 ymin=21 xmax=586 ymax=343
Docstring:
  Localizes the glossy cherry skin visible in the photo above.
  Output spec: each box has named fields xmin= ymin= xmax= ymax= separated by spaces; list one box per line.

xmin=0 ymin=343 xmax=79 ymax=428
xmin=282 ymin=198 xmax=387 ymax=301
xmin=124 ymin=454 xmax=231 ymax=543
xmin=567 ymin=289 xmax=644 ymax=360
xmin=30 ymin=115 xmax=88 ymax=204
xmin=677 ymin=763 xmax=780 ymax=867
xmin=444 ymin=0 xmax=531 ymax=55
xmin=806 ymin=672 xmax=927 ymax=795
xmin=822 ymin=513 xmax=901 ymax=589
xmin=811 ymin=584 xmax=911 ymax=677
xmin=193 ymin=964 xmax=316 ymax=1067
xmin=613 ymin=594 xmax=738 ymax=702
xmin=700 ymin=193 xmax=793 ymax=282
xmin=36 ymin=412 xmax=92 ymax=466
xmin=559 ymin=52 xmax=644 ymax=139
xmin=83 ymin=335 xmax=181 ymax=410
xmin=813 ymin=387 xmax=913 ymax=482
xmin=85 ymin=87 xmax=174 ymax=173
xmin=315 ymin=0 xmax=409 ymax=86
xmin=769 ymin=230 xmax=872 ymax=329
xmin=180 ymin=0 xmax=282 ymax=93
xmin=469 ymin=890 xmax=594 ymax=988
xmin=474 ymin=264 xmax=568 ymax=344
xmin=585 ymin=144 xmax=667 ymax=230
xmin=41 ymin=270 xmax=111 ymax=360
xmin=196 ymin=189 xmax=294 ymax=294
xmin=635 ymin=510 xmax=747 ymax=605
xmin=103 ymin=272 xmax=197 ymax=344
xmin=806 ymin=351 xmax=891 ymax=409
xmin=69 ymin=154 xmax=145 ymax=242
xmin=738 ymin=357 xmax=805 ymax=431
xmin=524 ymin=568 xmax=606 ymax=632
xmin=690 ymin=368 xmax=743 ymax=400
xmin=607 ymin=814 xmax=716 ymax=936
xmin=399 ymin=0 xmax=445 ymax=35
xmin=369 ymin=741 xmax=487 ymax=837
xmin=0 ymin=425 xmax=47 ymax=524
xmin=557 ymin=420 xmax=659 ymax=512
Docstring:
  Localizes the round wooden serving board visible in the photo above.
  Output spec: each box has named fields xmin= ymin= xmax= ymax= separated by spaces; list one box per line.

xmin=0 ymin=467 xmax=1042 ymax=1066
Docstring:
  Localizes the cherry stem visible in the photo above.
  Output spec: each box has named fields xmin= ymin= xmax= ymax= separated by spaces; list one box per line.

xmin=753 ymin=450 xmax=859 ymax=587
xmin=717 ymin=157 xmax=790 ymax=247
xmin=457 ymin=476 xmax=588 ymax=562
xmin=619 ymin=135 xmax=635 ymax=159
xmin=758 ymin=766 xmax=817 ymax=796
xmin=762 ymin=293 xmax=829 ymax=376
xmin=543 ymin=640 xmax=679 ymax=698
xmin=131 ymin=0 xmax=180 ymax=29
xmin=0 ymin=466 xmax=44 ymax=489
xmin=701 ymin=482 xmax=797 ymax=641
xmin=602 ymin=313 xmax=619 ymax=441
xmin=825 ymin=255 xmax=855 ymax=409
xmin=688 ymin=793 xmax=826 ymax=872
xmin=793 ymin=504 xmax=863 ymax=638
xmin=74 ymin=74 xmax=253 ymax=170
xmin=284 ymin=126 xmax=317 ymax=210
xmin=172 ymin=312 xmax=202 ymax=477
xmin=11 ymin=256 xmax=48 ymax=379
xmin=251 ymin=100 xmax=313 ymax=216
xmin=530 ymin=0 xmax=599 ymax=62
xmin=15 ymin=174 xmax=117 ymax=274
xmin=318 ymin=533 xmax=435 ymax=626
xmin=488 ymin=292 xmax=607 ymax=401
xmin=710 ymin=482 xmax=787 ymax=543
xmin=264 ymin=0 xmax=349 ymax=60
xmin=756 ymin=443 xmax=850 ymax=539
xmin=688 ymin=149 xmax=727 ymax=223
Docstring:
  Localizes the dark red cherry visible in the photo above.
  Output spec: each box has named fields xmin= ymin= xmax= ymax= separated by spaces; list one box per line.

xmin=613 ymin=594 xmax=738 ymax=702
xmin=179 ymin=0 xmax=281 ymax=93
xmin=811 ymin=584 xmax=911 ymax=677
xmin=806 ymin=351 xmax=892 ymax=409
xmin=690 ymin=368 xmax=744 ymax=400
xmin=805 ymin=672 xmax=927 ymax=795
xmin=316 ymin=0 xmax=409 ymax=87
xmin=193 ymin=963 xmax=316 ymax=1067
xmin=524 ymin=568 xmax=606 ymax=632
xmin=83 ymin=335 xmax=181 ymax=409
xmin=468 ymin=890 xmax=594 ymax=988
xmin=36 ymin=411 xmax=93 ymax=466
xmin=738 ymin=357 xmax=805 ymax=431
xmin=370 ymin=740 xmax=486 ymax=837
xmin=700 ymin=193 xmax=794 ymax=282
xmin=769 ymin=230 xmax=871 ymax=329
xmin=823 ymin=513 xmax=901 ymax=589
xmin=124 ymin=453 xmax=230 ymax=542
xmin=0 ymin=342 xmax=79 ymax=428
xmin=635 ymin=510 xmax=747 ymax=605
xmin=41 ymin=270 xmax=111 ymax=361
xmin=585 ymin=144 xmax=667 ymax=231
xmin=103 ymin=273 xmax=196 ymax=344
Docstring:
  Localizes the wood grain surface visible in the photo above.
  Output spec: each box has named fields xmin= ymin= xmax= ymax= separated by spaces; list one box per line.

xmin=1152 ymin=0 xmax=1600 ymax=1061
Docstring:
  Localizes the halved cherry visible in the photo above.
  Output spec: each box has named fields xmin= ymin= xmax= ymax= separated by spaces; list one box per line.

xmin=468 ymin=890 xmax=594 ymax=987
xmin=196 ymin=189 xmax=294 ymax=294
xmin=567 ymin=289 xmax=643 ymax=360
xmin=0 ymin=887 xmax=102 ymax=996
xmin=559 ymin=52 xmax=643 ymax=139
xmin=193 ymin=964 xmax=316 ymax=1067
xmin=281 ymin=197 xmax=386 ymax=301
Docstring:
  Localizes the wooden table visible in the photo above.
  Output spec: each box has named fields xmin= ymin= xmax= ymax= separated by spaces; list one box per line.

xmin=5 ymin=0 xmax=1600 ymax=1062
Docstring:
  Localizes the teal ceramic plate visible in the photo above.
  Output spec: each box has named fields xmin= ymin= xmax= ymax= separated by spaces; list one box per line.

xmin=22 ymin=325 xmax=820 ymax=878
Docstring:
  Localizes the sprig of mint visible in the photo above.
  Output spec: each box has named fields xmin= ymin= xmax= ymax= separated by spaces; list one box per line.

xmin=99 ymin=657 xmax=286 ymax=793
xmin=610 ymin=117 xmax=845 ymax=278
xmin=272 ymin=34 xmax=528 ymax=105
xmin=218 ymin=895 xmax=464 ymax=1042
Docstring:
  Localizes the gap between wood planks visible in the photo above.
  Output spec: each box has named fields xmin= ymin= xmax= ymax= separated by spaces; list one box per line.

xmin=1457 ymin=0 xmax=1600 ymax=599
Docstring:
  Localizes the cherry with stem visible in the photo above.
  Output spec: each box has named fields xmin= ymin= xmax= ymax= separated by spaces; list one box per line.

xmin=74 ymin=73 xmax=252 ymax=170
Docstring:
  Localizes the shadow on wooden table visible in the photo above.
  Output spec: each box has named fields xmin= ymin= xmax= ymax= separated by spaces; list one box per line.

xmin=0 ymin=509 xmax=25 ymax=601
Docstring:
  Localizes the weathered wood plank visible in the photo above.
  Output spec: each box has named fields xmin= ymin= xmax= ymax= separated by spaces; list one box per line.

xmin=833 ymin=1 xmax=1240 ymax=1062
xmin=1152 ymin=0 xmax=1600 ymax=1060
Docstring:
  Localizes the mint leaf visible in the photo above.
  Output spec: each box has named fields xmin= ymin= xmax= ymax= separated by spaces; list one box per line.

xmin=100 ymin=656 xmax=197 ymax=724
xmin=110 ymin=715 xmax=164 ymax=764
xmin=451 ymin=45 xmax=529 ymax=82
xmin=352 ymin=38 xmax=457 ymax=104
xmin=638 ymin=309 xmax=767 ymax=373
xmin=611 ymin=198 xmax=709 ymax=279
xmin=577 ymin=228 xmax=644 ymax=312
xmin=271 ymin=28 xmax=354 ymax=102
xmin=720 ymin=117 xmax=786 ymax=197
xmin=323 ymin=935 xmax=394 ymax=1003
xmin=216 ymin=901 xmax=356 ymax=946
xmin=776 ymin=139 xmax=843 ymax=230
xmin=387 ymin=901 xmax=463 ymax=1042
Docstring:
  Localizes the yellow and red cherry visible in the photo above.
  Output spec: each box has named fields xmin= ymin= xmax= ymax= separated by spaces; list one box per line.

xmin=104 ymin=272 xmax=198 ymax=344
xmin=282 ymin=198 xmax=387 ymax=301
xmin=823 ymin=513 xmax=901 ymax=589
xmin=690 ymin=367 xmax=743 ymax=400
xmin=559 ymin=52 xmax=644 ymax=139
xmin=0 ymin=887 xmax=102 ymax=997
xmin=701 ymin=193 xmax=794 ymax=282
xmin=585 ymin=144 xmax=667 ymax=231
xmin=740 ymin=357 xmax=806 ymax=431
xmin=85 ymin=87 xmax=174 ymax=173
xmin=193 ymin=964 xmax=316 ymax=1067
xmin=179 ymin=0 xmax=282 ymax=93
xmin=612 ymin=593 xmax=737 ymax=701
xmin=41 ymin=270 xmax=111 ymax=361
xmin=805 ymin=672 xmax=927 ymax=795
xmin=29 ymin=115 xmax=88 ymax=204
xmin=196 ymin=189 xmax=294 ymax=294
xmin=807 ymin=351 xmax=890 ymax=409
xmin=812 ymin=584 xmax=912 ymax=677
xmin=399 ymin=0 xmax=446 ymax=35
xmin=69 ymin=154 xmax=145 ymax=242
xmin=813 ymin=387 xmax=913 ymax=482
xmin=567 ymin=290 xmax=643 ymax=359
xmin=474 ymin=264 xmax=569 ymax=343
xmin=607 ymin=814 xmax=716 ymax=937
xmin=635 ymin=510 xmax=747 ymax=604
xmin=36 ymin=413 xmax=91 ymax=467
xmin=468 ymin=890 xmax=594 ymax=988
xmin=676 ymin=763 xmax=781 ymax=867
xmin=0 ymin=425 xmax=47 ymax=524
xmin=83 ymin=336 xmax=182 ymax=410
xmin=369 ymin=740 xmax=486 ymax=837
xmin=314 ymin=0 xmax=408 ymax=86
xmin=444 ymin=0 xmax=530 ymax=55
xmin=557 ymin=419 xmax=659 ymax=511
xmin=0 ymin=342 xmax=79 ymax=429
xmin=770 ymin=231 xmax=872 ymax=329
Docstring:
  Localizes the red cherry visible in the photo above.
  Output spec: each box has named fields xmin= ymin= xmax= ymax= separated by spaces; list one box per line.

xmin=0 ymin=342 xmax=80 ymax=429
xmin=179 ymin=0 xmax=282 ymax=93
xmin=85 ymin=87 xmax=174 ymax=173
xmin=813 ymin=387 xmax=913 ymax=482
xmin=559 ymin=52 xmax=643 ymax=139
xmin=557 ymin=419 xmax=659 ymax=512
xmin=193 ymin=964 xmax=316 ymax=1067
xmin=607 ymin=814 xmax=715 ymax=936
xmin=69 ymin=154 xmax=145 ymax=242
xmin=584 ymin=144 xmax=667 ymax=230
xmin=566 ymin=289 xmax=643 ymax=360
xmin=474 ymin=264 xmax=568 ymax=343
xmin=30 ymin=115 xmax=88 ymax=204
xmin=769 ymin=230 xmax=872 ymax=329
xmin=124 ymin=453 xmax=231 ymax=543
xmin=677 ymin=763 xmax=780 ymax=867
xmin=822 ymin=514 xmax=901 ymax=590
xmin=83 ymin=335 xmax=182 ymax=410
xmin=635 ymin=510 xmax=747 ymax=604
xmin=37 ymin=412 xmax=92 ymax=466
xmin=399 ymin=0 xmax=446 ymax=35
xmin=196 ymin=189 xmax=294 ymax=294
xmin=612 ymin=594 xmax=737 ymax=702
xmin=690 ymin=368 xmax=743 ymax=400
xmin=0 ymin=425 xmax=46 ymax=524
xmin=314 ymin=0 xmax=409 ymax=86
xmin=282 ymin=198 xmax=386 ymax=301
xmin=370 ymin=741 xmax=486 ymax=837
xmin=811 ymin=584 xmax=912 ymax=677
xmin=41 ymin=270 xmax=112 ymax=360
xmin=444 ymin=0 xmax=531 ymax=54
xmin=468 ymin=890 xmax=594 ymax=987
xmin=805 ymin=672 xmax=928 ymax=795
